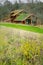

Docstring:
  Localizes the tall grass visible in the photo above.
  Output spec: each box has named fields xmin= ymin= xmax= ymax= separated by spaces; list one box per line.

xmin=0 ymin=26 xmax=43 ymax=65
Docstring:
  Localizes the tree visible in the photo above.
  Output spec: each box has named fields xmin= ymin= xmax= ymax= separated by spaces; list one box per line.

xmin=13 ymin=0 xmax=19 ymax=9
xmin=0 ymin=0 xmax=13 ymax=20
xmin=32 ymin=0 xmax=34 ymax=3
xmin=0 ymin=0 xmax=6 ymax=3
xmin=4 ymin=0 xmax=13 ymax=12
xmin=19 ymin=0 xmax=21 ymax=3
xmin=27 ymin=0 xmax=31 ymax=3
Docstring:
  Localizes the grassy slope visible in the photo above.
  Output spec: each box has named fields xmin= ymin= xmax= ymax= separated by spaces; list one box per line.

xmin=0 ymin=23 xmax=43 ymax=34
xmin=0 ymin=23 xmax=43 ymax=65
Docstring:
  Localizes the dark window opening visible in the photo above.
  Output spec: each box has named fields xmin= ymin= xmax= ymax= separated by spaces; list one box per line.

xmin=26 ymin=19 xmax=31 ymax=24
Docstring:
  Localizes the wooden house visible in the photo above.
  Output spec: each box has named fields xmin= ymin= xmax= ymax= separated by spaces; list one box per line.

xmin=10 ymin=10 xmax=39 ymax=25
xmin=10 ymin=10 xmax=24 ymax=22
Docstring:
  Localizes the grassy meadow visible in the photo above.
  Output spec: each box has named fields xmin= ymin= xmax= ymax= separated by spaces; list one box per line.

xmin=0 ymin=23 xmax=43 ymax=65
xmin=0 ymin=23 xmax=43 ymax=34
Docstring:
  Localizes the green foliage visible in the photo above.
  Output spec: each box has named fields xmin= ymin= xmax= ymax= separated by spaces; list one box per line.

xmin=0 ymin=23 xmax=43 ymax=34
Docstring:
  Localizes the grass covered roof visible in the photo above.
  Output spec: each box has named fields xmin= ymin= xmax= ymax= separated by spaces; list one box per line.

xmin=15 ymin=13 xmax=28 ymax=21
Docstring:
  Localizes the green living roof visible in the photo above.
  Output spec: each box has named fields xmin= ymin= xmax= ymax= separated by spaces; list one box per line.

xmin=15 ymin=13 xmax=28 ymax=21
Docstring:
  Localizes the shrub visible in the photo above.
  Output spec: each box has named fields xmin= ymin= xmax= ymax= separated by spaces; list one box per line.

xmin=21 ymin=41 xmax=41 ymax=65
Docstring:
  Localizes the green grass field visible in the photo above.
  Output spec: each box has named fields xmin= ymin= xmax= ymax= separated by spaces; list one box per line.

xmin=0 ymin=23 xmax=43 ymax=34
xmin=0 ymin=23 xmax=43 ymax=65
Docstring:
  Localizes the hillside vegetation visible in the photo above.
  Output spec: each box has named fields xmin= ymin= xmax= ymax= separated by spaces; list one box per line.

xmin=0 ymin=26 xmax=43 ymax=65
xmin=0 ymin=23 xmax=43 ymax=33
